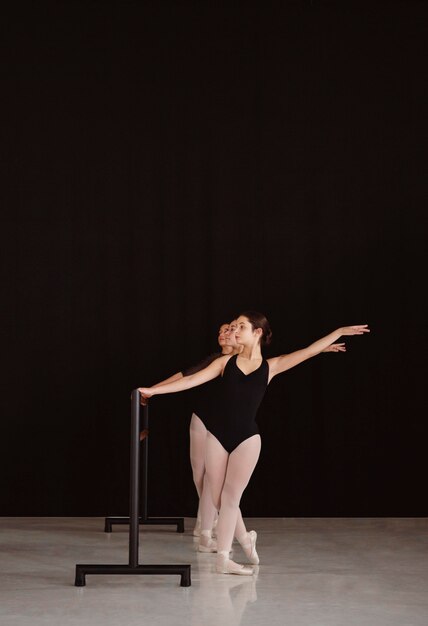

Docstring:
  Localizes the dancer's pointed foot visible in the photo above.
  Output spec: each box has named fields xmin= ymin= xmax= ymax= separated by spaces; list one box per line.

xmin=216 ymin=551 xmax=254 ymax=575
xmin=239 ymin=530 xmax=259 ymax=565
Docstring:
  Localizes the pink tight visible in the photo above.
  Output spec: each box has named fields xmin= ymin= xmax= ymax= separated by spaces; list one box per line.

xmin=189 ymin=414 xmax=217 ymax=532
xmin=205 ymin=432 xmax=261 ymax=553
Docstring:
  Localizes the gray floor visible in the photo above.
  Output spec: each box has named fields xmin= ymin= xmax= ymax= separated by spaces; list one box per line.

xmin=1 ymin=517 xmax=427 ymax=626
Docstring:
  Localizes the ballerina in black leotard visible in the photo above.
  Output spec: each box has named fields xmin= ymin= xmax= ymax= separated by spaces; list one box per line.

xmin=139 ymin=312 xmax=369 ymax=575
xmin=153 ymin=323 xmax=237 ymax=545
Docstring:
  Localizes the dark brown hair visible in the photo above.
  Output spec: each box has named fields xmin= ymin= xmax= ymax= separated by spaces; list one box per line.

xmin=239 ymin=310 xmax=272 ymax=346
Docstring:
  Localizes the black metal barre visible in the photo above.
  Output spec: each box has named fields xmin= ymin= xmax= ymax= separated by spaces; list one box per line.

xmin=104 ymin=392 xmax=184 ymax=534
xmin=74 ymin=390 xmax=191 ymax=587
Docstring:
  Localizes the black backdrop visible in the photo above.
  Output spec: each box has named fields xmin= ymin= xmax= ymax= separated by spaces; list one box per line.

xmin=1 ymin=1 xmax=427 ymax=517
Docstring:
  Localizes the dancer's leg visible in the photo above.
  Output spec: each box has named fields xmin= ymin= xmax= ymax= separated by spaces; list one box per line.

xmin=234 ymin=509 xmax=249 ymax=542
xmin=216 ymin=435 xmax=261 ymax=555
xmin=190 ymin=414 xmax=217 ymax=538
xmin=204 ymin=432 xmax=229 ymax=511
xmin=199 ymin=473 xmax=217 ymax=533
xmin=197 ymin=432 xmax=228 ymax=552
xmin=204 ymin=434 xmax=257 ymax=541
xmin=205 ymin=433 xmax=261 ymax=574
xmin=189 ymin=414 xmax=207 ymax=497
xmin=189 ymin=413 xmax=206 ymax=535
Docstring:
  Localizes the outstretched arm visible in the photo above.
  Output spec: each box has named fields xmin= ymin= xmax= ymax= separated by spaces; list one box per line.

xmin=138 ymin=355 xmax=229 ymax=400
xmin=267 ymin=325 xmax=369 ymax=381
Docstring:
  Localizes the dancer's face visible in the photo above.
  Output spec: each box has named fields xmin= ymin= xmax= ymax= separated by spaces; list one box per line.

xmin=235 ymin=316 xmax=262 ymax=346
xmin=225 ymin=320 xmax=239 ymax=347
xmin=217 ymin=324 xmax=229 ymax=347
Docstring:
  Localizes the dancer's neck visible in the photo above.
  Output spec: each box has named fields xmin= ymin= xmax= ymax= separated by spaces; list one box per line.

xmin=240 ymin=345 xmax=262 ymax=360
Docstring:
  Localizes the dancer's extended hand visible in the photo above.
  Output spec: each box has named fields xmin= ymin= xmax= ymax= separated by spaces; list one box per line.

xmin=323 ymin=343 xmax=346 ymax=353
xmin=340 ymin=324 xmax=370 ymax=336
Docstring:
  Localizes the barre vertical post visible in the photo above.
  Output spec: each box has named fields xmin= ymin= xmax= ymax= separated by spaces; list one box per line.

xmin=141 ymin=398 xmax=149 ymax=523
xmin=129 ymin=389 xmax=140 ymax=567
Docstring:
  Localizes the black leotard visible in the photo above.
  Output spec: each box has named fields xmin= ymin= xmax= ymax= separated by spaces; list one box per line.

xmin=208 ymin=354 xmax=269 ymax=454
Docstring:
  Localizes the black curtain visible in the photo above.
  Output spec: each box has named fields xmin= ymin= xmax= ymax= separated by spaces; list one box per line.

xmin=1 ymin=1 xmax=427 ymax=516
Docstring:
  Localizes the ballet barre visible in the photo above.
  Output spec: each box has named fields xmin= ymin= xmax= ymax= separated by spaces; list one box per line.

xmin=74 ymin=390 xmax=191 ymax=587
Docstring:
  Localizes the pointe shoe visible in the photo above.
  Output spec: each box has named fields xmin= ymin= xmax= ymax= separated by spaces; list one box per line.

xmin=241 ymin=530 xmax=260 ymax=565
xmin=216 ymin=551 xmax=254 ymax=576
xmin=193 ymin=517 xmax=201 ymax=537
xmin=198 ymin=532 xmax=217 ymax=553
